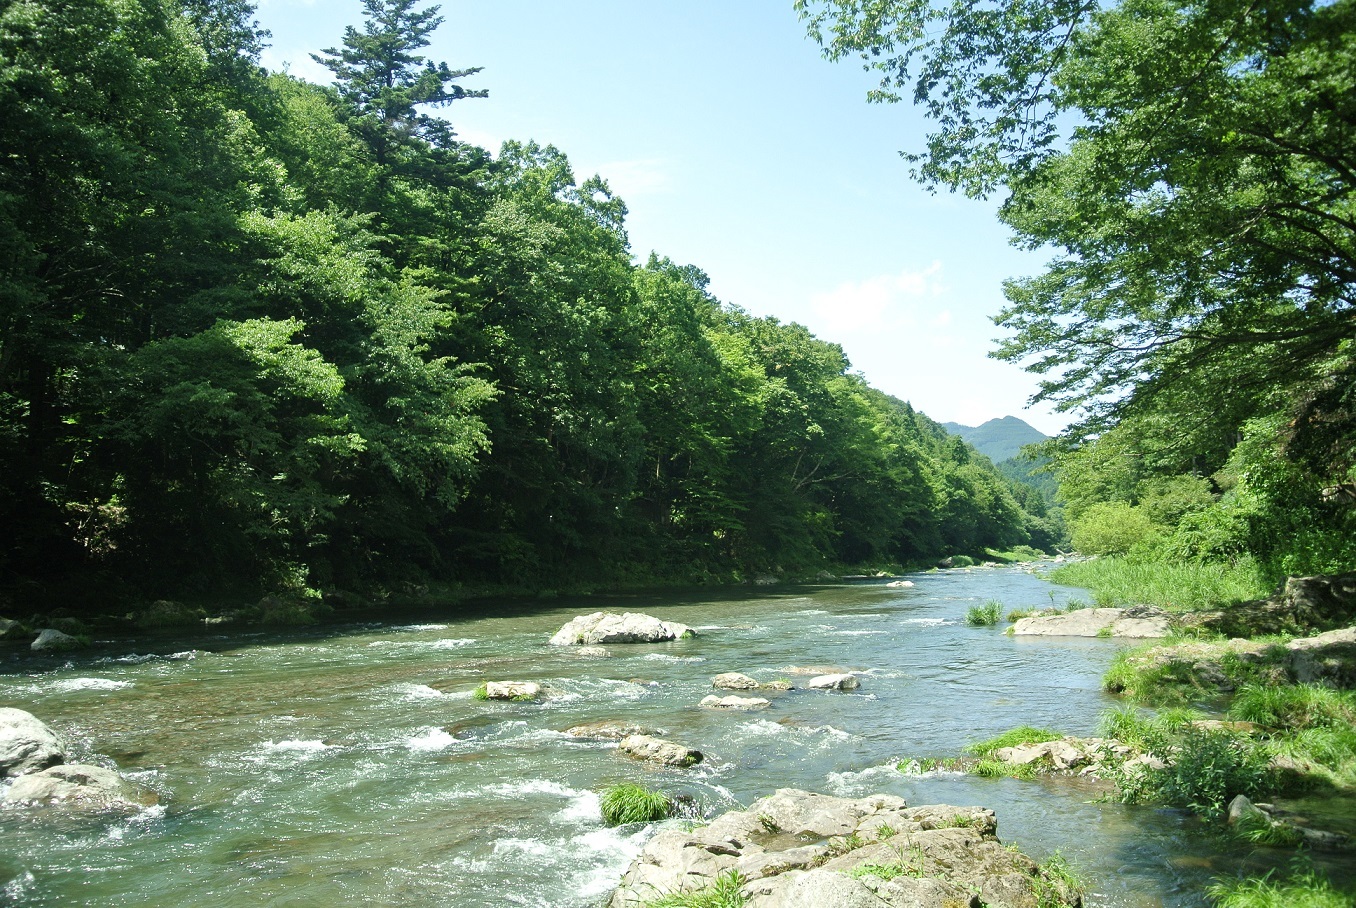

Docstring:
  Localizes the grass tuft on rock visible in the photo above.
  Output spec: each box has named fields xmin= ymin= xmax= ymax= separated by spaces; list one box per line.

xmin=967 ymin=726 xmax=1063 ymax=758
xmin=642 ymin=869 xmax=748 ymax=907
xmin=600 ymin=783 xmax=674 ymax=826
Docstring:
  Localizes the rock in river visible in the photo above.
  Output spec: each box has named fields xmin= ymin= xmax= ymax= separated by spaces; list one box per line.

xmin=549 ymin=612 xmax=694 ymax=646
xmin=712 ymin=672 xmax=760 ymax=690
xmin=0 ymin=708 xmax=67 ymax=778
xmin=482 ymin=681 xmax=541 ymax=701
xmin=31 ymin=628 xmax=83 ymax=652
xmin=700 ymin=695 xmax=770 ymax=710
xmin=3 ymin=764 xmax=158 ymax=810
xmin=806 ymin=673 xmax=858 ymax=691
xmin=565 ymin=721 xmax=662 ymax=740
xmin=617 ymin=734 xmax=703 ymax=768
xmin=607 ymin=789 xmax=1082 ymax=908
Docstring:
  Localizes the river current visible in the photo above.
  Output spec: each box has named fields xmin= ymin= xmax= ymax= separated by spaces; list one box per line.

xmin=0 ymin=566 xmax=1313 ymax=906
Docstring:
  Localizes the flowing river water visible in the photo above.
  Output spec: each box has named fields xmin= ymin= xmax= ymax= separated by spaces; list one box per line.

xmin=0 ymin=566 xmax=1332 ymax=906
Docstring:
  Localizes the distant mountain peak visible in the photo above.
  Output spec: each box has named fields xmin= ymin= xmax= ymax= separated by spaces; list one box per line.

xmin=943 ymin=416 xmax=1048 ymax=463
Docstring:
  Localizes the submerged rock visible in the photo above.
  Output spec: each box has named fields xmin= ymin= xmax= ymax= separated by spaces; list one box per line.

xmin=1011 ymin=607 xmax=1170 ymax=638
xmin=31 ymin=628 xmax=83 ymax=652
xmin=565 ymin=721 xmax=662 ymax=740
xmin=2 ymin=764 xmax=158 ymax=810
xmin=806 ymin=673 xmax=858 ymax=691
xmin=0 ymin=708 xmax=66 ymax=778
xmin=549 ymin=612 xmax=694 ymax=646
xmin=575 ymin=646 xmax=612 ymax=658
xmin=607 ymin=789 xmax=1081 ymax=908
xmin=617 ymin=734 xmax=703 ymax=768
xmin=700 ymin=695 xmax=770 ymax=710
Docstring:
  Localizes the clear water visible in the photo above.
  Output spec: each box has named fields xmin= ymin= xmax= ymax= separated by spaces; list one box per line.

xmin=0 ymin=567 xmax=1339 ymax=906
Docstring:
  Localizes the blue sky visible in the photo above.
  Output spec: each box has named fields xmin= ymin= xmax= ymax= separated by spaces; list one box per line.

xmin=253 ymin=0 xmax=1067 ymax=435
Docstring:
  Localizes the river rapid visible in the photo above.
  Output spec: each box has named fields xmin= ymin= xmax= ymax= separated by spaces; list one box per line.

xmin=0 ymin=566 xmax=1311 ymax=906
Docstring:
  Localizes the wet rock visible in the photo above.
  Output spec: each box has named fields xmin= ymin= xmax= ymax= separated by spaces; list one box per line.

xmin=549 ymin=612 xmax=694 ymax=646
xmin=607 ymin=790 xmax=1080 ymax=908
xmin=760 ymin=680 xmax=794 ymax=691
xmin=617 ymin=734 xmax=703 ymax=768
xmin=0 ymin=709 xmax=67 ymax=778
xmin=994 ymin=739 xmax=1087 ymax=771
xmin=1227 ymin=794 xmax=1269 ymax=827
xmin=31 ymin=628 xmax=83 ymax=652
xmin=885 ymin=580 xmax=914 ymax=588
xmin=712 ymin=672 xmax=761 ymax=690
xmin=700 ymin=695 xmax=771 ymax=710
xmin=1011 ymin=607 xmax=1170 ymax=638
xmin=575 ymin=646 xmax=612 ymax=658
xmin=1285 ymin=626 xmax=1356 ymax=687
xmin=806 ymin=673 xmax=858 ymax=691
xmin=2 ymin=764 xmax=158 ymax=810
xmin=0 ymin=617 xmax=23 ymax=640
xmin=482 ymin=681 xmax=541 ymax=701
xmin=782 ymin=666 xmax=848 ymax=676
xmin=564 ymin=721 xmax=662 ymax=740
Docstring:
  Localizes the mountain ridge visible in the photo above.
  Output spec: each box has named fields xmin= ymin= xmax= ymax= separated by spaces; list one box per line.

xmin=943 ymin=415 xmax=1049 ymax=463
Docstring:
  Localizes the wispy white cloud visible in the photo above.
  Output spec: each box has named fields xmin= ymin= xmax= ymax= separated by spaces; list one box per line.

xmin=810 ymin=261 xmax=945 ymax=333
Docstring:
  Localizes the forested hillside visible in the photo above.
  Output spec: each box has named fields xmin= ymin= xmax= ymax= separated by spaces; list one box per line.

xmin=0 ymin=0 xmax=1047 ymax=605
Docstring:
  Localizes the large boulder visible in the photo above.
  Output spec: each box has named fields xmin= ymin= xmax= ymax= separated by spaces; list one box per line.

xmin=0 ymin=708 xmax=66 ymax=778
xmin=1185 ymin=573 xmax=1356 ymax=637
xmin=0 ymin=617 xmax=24 ymax=640
xmin=1012 ymin=607 xmax=1170 ymax=638
xmin=1286 ymin=626 xmax=1356 ymax=687
xmin=607 ymin=790 xmax=1081 ymax=908
xmin=2 ymin=764 xmax=158 ymax=810
xmin=549 ymin=612 xmax=694 ymax=646
xmin=617 ymin=734 xmax=703 ymax=768
xmin=31 ymin=628 xmax=83 ymax=652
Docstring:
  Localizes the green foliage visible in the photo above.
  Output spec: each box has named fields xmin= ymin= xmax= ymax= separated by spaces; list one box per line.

xmin=1070 ymin=502 xmax=1158 ymax=556
xmin=1231 ymin=809 xmax=1305 ymax=848
xmin=1149 ymin=730 xmax=1273 ymax=820
xmin=1049 ymin=557 xmax=1267 ymax=613
xmin=599 ymin=783 xmax=674 ymax=827
xmin=1207 ymin=864 xmax=1353 ymax=908
xmin=965 ymin=599 xmax=1003 ymax=626
xmin=1229 ymin=685 xmax=1356 ymax=733
xmin=1033 ymin=852 xmax=1084 ymax=908
xmin=643 ymin=869 xmax=749 ymax=908
xmin=967 ymin=726 xmax=1062 ymax=758
xmin=972 ymin=759 xmax=1039 ymax=780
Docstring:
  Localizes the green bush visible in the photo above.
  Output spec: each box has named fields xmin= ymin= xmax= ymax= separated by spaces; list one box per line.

xmin=600 ymin=783 xmax=674 ymax=826
xmin=965 ymin=599 xmax=1003 ymax=626
xmin=1150 ymin=729 xmax=1272 ymax=819
xmin=1070 ymin=502 xmax=1159 ymax=555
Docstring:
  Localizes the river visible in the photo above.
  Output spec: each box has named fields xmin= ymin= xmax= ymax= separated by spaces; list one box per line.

xmin=0 ymin=566 xmax=1318 ymax=906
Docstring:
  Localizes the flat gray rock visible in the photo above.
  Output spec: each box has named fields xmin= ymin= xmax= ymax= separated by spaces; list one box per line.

xmin=806 ymin=673 xmax=858 ymax=691
xmin=700 ymin=695 xmax=770 ymax=710
xmin=1012 ymin=608 xmax=1169 ymax=638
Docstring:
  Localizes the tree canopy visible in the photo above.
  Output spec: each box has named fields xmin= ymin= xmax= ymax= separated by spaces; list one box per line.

xmin=0 ymin=0 xmax=1049 ymax=606
xmin=800 ymin=0 xmax=1355 ymax=580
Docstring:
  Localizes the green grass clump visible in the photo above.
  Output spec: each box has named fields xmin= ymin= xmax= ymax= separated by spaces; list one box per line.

xmin=1150 ymin=729 xmax=1272 ymax=819
xmin=471 ymin=683 xmax=489 ymax=701
xmin=1229 ymin=684 xmax=1356 ymax=731
xmin=643 ymin=869 xmax=748 ymax=908
xmin=1207 ymin=864 xmax=1352 ymax=908
xmin=600 ymin=783 xmax=674 ymax=826
xmin=968 ymin=726 xmax=1063 ymax=758
xmin=1033 ymin=852 xmax=1085 ymax=908
xmin=965 ymin=599 xmax=1004 ymax=626
xmin=1048 ymin=556 xmax=1267 ymax=612
xmin=1231 ymin=808 xmax=1304 ymax=847
xmin=972 ymin=759 xmax=1039 ymax=780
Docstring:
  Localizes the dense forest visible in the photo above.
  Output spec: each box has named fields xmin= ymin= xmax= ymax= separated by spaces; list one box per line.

xmin=0 ymin=0 xmax=1057 ymax=607
xmin=803 ymin=0 xmax=1356 ymax=589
